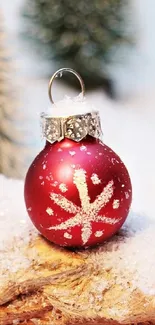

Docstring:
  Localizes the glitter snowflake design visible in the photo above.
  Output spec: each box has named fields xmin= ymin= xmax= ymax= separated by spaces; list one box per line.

xmin=48 ymin=169 xmax=121 ymax=245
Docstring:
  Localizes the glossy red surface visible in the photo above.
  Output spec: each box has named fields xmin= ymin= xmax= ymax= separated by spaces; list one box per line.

xmin=24 ymin=136 xmax=132 ymax=247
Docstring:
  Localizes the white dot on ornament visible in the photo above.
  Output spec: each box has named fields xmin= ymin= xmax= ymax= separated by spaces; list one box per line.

xmin=69 ymin=151 xmax=76 ymax=156
xmin=122 ymin=184 xmax=125 ymax=187
xmin=46 ymin=207 xmax=54 ymax=216
xmin=111 ymin=158 xmax=116 ymax=165
xmin=91 ymin=173 xmax=101 ymax=185
xmin=87 ymin=152 xmax=91 ymax=155
xmin=80 ymin=145 xmax=87 ymax=151
xmin=41 ymin=181 xmax=45 ymax=185
xmin=59 ymin=183 xmax=68 ymax=193
xmin=125 ymin=192 xmax=129 ymax=199
xmin=95 ymin=230 xmax=104 ymax=238
xmin=43 ymin=164 xmax=46 ymax=170
xmin=64 ymin=232 xmax=72 ymax=239
xmin=27 ymin=207 xmax=32 ymax=211
xmin=58 ymin=148 xmax=62 ymax=152
xmin=52 ymin=181 xmax=58 ymax=187
xmin=113 ymin=199 xmax=120 ymax=209
xmin=39 ymin=176 xmax=43 ymax=179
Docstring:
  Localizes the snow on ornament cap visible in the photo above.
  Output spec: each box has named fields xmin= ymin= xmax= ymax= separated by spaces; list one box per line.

xmin=41 ymin=68 xmax=102 ymax=144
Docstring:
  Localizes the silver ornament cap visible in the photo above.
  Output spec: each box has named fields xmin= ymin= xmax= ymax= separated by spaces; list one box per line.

xmin=41 ymin=68 xmax=103 ymax=144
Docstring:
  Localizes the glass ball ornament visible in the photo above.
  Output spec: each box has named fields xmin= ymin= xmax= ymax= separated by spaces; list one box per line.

xmin=24 ymin=68 xmax=132 ymax=248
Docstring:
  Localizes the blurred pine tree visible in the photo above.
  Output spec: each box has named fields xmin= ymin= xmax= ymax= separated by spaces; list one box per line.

xmin=0 ymin=11 xmax=28 ymax=178
xmin=0 ymin=11 xmax=15 ymax=175
xmin=22 ymin=0 xmax=131 ymax=95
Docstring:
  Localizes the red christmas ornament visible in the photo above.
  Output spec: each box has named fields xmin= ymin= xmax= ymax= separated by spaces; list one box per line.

xmin=24 ymin=68 xmax=132 ymax=248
